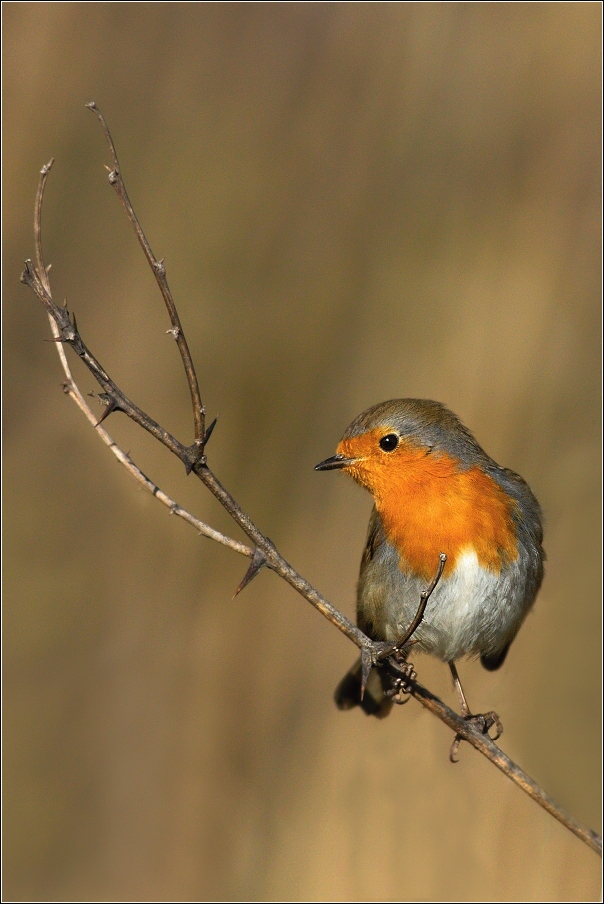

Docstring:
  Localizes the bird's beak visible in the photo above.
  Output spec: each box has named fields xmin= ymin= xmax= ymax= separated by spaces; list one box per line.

xmin=314 ymin=454 xmax=358 ymax=471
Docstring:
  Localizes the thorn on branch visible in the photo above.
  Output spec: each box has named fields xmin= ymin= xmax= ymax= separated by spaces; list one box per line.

xmin=182 ymin=442 xmax=207 ymax=475
xmin=233 ymin=548 xmax=266 ymax=597
xmin=20 ymin=260 xmax=34 ymax=286
xmin=166 ymin=327 xmax=181 ymax=339
xmin=153 ymin=259 xmax=166 ymax=277
xmin=360 ymin=646 xmax=373 ymax=701
xmin=202 ymin=416 xmax=218 ymax=447
xmin=91 ymin=392 xmax=126 ymax=427
xmin=49 ymin=317 xmax=77 ymax=344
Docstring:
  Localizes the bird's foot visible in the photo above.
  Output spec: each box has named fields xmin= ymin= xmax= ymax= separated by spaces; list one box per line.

xmin=361 ymin=642 xmax=416 ymax=705
xmin=449 ymin=710 xmax=503 ymax=762
xmin=384 ymin=660 xmax=417 ymax=704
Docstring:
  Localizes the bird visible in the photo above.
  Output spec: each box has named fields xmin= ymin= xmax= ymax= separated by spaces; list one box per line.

xmin=315 ymin=399 xmax=544 ymax=725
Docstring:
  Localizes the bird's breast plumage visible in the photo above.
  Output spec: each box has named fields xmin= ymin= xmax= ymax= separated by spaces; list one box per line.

xmin=377 ymin=451 xmax=520 ymax=581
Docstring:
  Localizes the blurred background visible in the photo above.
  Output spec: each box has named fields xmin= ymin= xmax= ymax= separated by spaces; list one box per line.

xmin=3 ymin=3 xmax=601 ymax=901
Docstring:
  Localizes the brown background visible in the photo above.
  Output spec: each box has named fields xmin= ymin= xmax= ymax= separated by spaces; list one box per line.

xmin=3 ymin=3 xmax=601 ymax=901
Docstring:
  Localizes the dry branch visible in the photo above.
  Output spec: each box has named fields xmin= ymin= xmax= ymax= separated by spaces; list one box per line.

xmin=20 ymin=106 xmax=602 ymax=858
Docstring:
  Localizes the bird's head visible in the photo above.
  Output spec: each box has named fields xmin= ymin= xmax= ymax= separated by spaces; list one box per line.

xmin=315 ymin=399 xmax=485 ymax=502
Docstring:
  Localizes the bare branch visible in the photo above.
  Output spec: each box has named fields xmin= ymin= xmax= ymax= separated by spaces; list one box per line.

xmin=85 ymin=101 xmax=206 ymax=458
xmin=34 ymin=158 xmax=54 ymax=295
xmin=27 ymin=160 xmax=251 ymax=561
xmin=21 ymin=109 xmax=602 ymax=859
xmin=22 ymin=259 xmax=191 ymax=465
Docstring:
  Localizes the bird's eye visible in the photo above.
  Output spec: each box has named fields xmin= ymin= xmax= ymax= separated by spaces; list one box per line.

xmin=379 ymin=433 xmax=399 ymax=452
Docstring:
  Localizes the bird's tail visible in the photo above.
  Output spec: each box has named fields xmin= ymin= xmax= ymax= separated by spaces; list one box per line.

xmin=334 ymin=658 xmax=394 ymax=718
xmin=480 ymin=642 xmax=510 ymax=671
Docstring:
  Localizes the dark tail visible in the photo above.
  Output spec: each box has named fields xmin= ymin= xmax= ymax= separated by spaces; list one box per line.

xmin=334 ymin=658 xmax=394 ymax=719
xmin=480 ymin=643 xmax=510 ymax=671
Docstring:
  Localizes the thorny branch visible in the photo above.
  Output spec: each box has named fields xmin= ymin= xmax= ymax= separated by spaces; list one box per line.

xmin=85 ymin=103 xmax=206 ymax=458
xmin=21 ymin=106 xmax=602 ymax=858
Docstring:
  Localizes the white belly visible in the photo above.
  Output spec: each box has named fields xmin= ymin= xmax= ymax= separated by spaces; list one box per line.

xmin=358 ymin=544 xmax=529 ymax=663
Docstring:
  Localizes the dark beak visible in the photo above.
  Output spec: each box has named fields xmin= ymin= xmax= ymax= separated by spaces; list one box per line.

xmin=314 ymin=454 xmax=357 ymax=471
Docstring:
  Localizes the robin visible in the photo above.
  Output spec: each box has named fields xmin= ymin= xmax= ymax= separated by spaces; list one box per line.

xmin=315 ymin=399 xmax=544 ymax=726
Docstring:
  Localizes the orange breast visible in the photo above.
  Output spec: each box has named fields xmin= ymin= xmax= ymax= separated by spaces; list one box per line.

xmin=339 ymin=434 xmax=519 ymax=580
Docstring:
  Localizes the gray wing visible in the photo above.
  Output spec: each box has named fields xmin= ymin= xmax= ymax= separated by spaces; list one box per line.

xmin=481 ymin=464 xmax=545 ymax=669
xmin=357 ymin=506 xmax=386 ymax=639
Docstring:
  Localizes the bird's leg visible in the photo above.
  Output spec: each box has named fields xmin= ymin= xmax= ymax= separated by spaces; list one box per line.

xmin=448 ymin=661 xmax=503 ymax=762
xmin=449 ymin=660 xmax=471 ymax=718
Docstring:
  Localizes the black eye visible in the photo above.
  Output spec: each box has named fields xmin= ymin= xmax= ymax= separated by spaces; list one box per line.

xmin=379 ymin=433 xmax=399 ymax=452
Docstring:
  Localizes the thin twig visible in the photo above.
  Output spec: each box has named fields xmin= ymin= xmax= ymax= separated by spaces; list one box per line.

xmin=85 ymin=102 xmax=206 ymax=457
xmin=376 ymin=551 xmax=447 ymax=660
xmin=21 ymin=109 xmax=602 ymax=859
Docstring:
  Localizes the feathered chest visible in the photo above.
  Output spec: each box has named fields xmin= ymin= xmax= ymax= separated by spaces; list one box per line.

xmin=374 ymin=456 xmax=519 ymax=581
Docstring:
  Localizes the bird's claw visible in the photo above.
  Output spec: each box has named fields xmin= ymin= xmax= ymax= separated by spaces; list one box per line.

xmin=449 ymin=710 xmax=503 ymax=762
xmin=470 ymin=710 xmax=503 ymax=741
xmin=384 ymin=661 xmax=417 ymax=704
